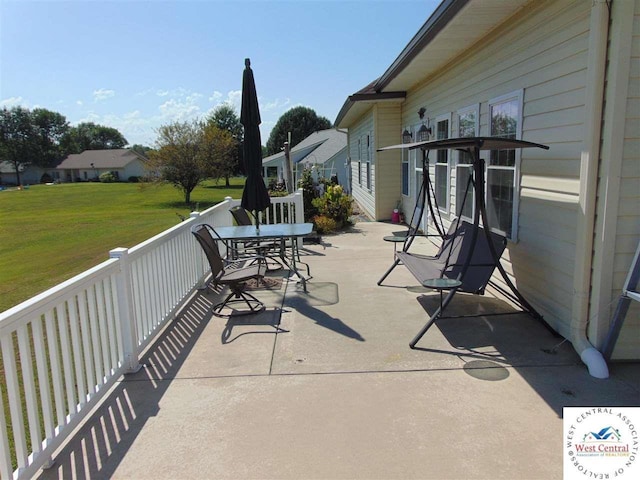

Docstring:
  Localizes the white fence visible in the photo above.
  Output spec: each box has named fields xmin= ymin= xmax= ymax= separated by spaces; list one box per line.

xmin=0 ymin=191 xmax=303 ymax=480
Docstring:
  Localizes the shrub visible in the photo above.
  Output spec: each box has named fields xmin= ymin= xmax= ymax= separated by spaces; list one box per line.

xmin=99 ymin=171 xmax=118 ymax=183
xmin=312 ymin=215 xmax=338 ymax=234
xmin=128 ymin=176 xmax=140 ymax=183
xmin=40 ymin=173 xmax=53 ymax=184
xmin=312 ymin=184 xmax=353 ymax=228
xmin=298 ymin=168 xmax=320 ymax=221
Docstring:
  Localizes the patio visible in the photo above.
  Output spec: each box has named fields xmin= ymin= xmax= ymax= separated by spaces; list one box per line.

xmin=37 ymin=221 xmax=639 ymax=480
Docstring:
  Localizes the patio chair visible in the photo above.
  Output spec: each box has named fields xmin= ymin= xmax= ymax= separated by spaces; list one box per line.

xmin=229 ymin=206 xmax=283 ymax=270
xmin=191 ymin=223 xmax=267 ymax=316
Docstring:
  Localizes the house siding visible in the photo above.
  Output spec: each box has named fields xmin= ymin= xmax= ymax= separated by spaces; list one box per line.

xmin=401 ymin=0 xmax=594 ymax=339
xmin=374 ymin=103 xmax=403 ymax=220
xmin=589 ymin=0 xmax=640 ymax=360
xmin=349 ymin=112 xmax=375 ymax=219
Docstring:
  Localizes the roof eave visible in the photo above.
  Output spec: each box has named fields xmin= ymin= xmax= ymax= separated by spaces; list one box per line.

xmin=374 ymin=0 xmax=470 ymax=92
xmin=335 ymin=91 xmax=406 ymax=128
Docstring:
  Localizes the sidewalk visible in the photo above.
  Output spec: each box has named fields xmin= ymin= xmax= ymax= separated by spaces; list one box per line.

xmin=38 ymin=221 xmax=639 ymax=480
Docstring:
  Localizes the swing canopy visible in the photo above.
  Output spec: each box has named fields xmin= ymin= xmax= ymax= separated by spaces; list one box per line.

xmin=378 ymin=136 xmax=549 ymax=155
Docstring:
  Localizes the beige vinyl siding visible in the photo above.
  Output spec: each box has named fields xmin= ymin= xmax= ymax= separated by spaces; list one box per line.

xmin=589 ymin=0 xmax=640 ymax=360
xmin=399 ymin=0 xmax=591 ymax=337
xmin=349 ymin=112 xmax=375 ymax=219
xmin=374 ymin=103 xmax=402 ymax=220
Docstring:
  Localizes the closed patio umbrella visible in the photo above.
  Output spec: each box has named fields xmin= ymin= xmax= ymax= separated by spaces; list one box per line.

xmin=240 ymin=58 xmax=271 ymax=231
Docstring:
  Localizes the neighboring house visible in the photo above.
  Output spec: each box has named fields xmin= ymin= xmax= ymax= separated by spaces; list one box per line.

xmin=262 ymin=129 xmax=349 ymax=192
xmin=0 ymin=161 xmax=59 ymax=185
xmin=335 ymin=0 xmax=639 ymax=367
xmin=56 ymin=149 xmax=148 ymax=182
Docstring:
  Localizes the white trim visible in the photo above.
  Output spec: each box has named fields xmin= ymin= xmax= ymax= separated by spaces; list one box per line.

xmin=488 ymin=89 xmax=523 ymax=241
xmin=434 ymin=112 xmax=452 ymax=214
xmin=455 ymin=103 xmax=480 ymax=222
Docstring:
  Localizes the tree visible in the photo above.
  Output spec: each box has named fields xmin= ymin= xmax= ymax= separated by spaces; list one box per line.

xmin=266 ymin=106 xmax=332 ymax=155
xmin=0 ymin=106 xmax=39 ymax=186
xmin=207 ymin=104 xmax=243 ymax=176
xmin=130 ymin=144 xmax=152 ymax=157
xmin=61 ymin=122 xmax=128 ymax=153
xmin=202 ymin=123 xmax=237 ymax=187
xmin=148 ymin=120 xmax=207 ymax=204
xmin=31 ymin=108 xmax=69 ymax=167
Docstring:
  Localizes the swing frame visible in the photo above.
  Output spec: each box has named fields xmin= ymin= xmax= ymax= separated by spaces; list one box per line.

xmin=377 ymin=136 xmax=552 ymax=347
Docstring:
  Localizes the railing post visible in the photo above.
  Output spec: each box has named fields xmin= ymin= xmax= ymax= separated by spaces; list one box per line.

xmin=294 ymin=188 xmax=305 ymax=247
xmin=109 ymin=248 xmax=141 ymax=373
xmin=189 ymin=212 xmax=209 ymax=284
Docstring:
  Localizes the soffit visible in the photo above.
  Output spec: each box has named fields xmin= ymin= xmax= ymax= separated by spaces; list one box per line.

xmin=380 ymin=0 xmax=532 ymax=92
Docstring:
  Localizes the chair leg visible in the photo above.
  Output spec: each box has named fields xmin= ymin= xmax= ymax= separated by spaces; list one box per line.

xmin=212 ymin=287 xmax=265 ymax=317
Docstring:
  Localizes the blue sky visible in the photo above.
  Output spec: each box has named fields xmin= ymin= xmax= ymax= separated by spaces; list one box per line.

xmin=1 ymin=0 xmax=437 ymax=147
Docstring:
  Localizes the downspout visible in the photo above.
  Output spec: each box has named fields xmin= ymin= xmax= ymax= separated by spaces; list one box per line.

xmin=570 ymin=0 xmax=610 ymax=379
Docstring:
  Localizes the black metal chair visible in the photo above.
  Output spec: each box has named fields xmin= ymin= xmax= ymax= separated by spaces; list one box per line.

xmin=229 ymin=206 xmax=283 ymax=270
xmin=191 ymin=223 xmax=266 ymax=316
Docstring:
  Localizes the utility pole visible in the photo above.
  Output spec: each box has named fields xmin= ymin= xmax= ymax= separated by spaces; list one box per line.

xmin=283 ymin=131 xmax=294 ymax=193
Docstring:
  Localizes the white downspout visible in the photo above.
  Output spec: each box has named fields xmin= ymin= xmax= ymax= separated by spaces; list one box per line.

xmin=570 ymin=0 xmax=610 ymax=379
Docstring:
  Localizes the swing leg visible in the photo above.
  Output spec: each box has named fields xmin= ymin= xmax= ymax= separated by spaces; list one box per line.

xmin=378 ymin=258 xmax=401 ymax=285
xmin=410 ymin=288 xmax=457 ymax=348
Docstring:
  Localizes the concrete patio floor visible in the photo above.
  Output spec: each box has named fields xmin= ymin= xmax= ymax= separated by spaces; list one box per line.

xmin=38 ymin=221 xmax=639 ymax=480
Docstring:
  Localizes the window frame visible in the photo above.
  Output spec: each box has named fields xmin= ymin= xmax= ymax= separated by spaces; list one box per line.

xmin=487 ymin=90 xmax=523 ymax=241
xmin=357 ymin=138 xmax=362 ymax=186
xmin=434 ymin=113 xmax=451 ymax=214
xmin=365 ymin=133 xmax=372 ymax=191
xmin=455 ymin=103 xmax=480 ymax=222
xmin=401 ymin=126 xmax=411 ymax=196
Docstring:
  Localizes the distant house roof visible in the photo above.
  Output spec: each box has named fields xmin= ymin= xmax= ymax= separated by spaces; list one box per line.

xmin=56 ymin=149 xmax=147 ymax=169
xmin=0 ymin=161 xmax=20 ymax=174
xmin=262 ymin=129 xmax=347 ymax=168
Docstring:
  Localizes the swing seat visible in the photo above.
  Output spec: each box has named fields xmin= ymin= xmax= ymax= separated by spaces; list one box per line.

xmin=396 ymin=220 xmax=506 ymax=294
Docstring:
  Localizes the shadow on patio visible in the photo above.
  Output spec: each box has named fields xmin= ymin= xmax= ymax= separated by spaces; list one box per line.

xmin=38 ymin=222 xmax=639 ymax=480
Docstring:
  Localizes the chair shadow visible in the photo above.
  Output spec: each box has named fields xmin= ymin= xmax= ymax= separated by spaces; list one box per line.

xmin=286 ymin=282 xmax=365 ymax=342
xmin=221 ymin=307 xmax=288 ymax=344
xmin=37 ymin=291 xmax=216 ymax=480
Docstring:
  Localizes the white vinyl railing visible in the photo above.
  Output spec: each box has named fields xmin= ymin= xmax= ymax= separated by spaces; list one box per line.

xmin=0 ymin=190 xmax=303 ymax=480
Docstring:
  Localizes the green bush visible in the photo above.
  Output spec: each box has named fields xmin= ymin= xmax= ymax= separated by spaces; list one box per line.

xmin=311 ymin=184 xmax=353 ymax=229
xmin=312 ymin=215 xmax=338 ymax=234
xmin=128 ymin=176 xmax=140 ymax=183
xmin=99 ymin=171 xmax=119 ymax=183
xmin=298 ymin=168 xmax=320 ymax=221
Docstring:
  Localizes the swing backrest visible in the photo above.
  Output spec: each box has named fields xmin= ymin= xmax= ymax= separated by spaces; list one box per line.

xmin=437 ymin=220 xmax=507 ymax=294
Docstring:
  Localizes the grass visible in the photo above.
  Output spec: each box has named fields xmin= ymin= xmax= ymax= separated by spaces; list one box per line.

xmin=0 ymin=179 xmax=245 ymax=313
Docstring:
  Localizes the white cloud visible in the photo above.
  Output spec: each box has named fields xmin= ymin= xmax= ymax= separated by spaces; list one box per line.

xmin=93 ymin=88 xmax=115 ymax=102
xmin=0 ymin=96 xmax=25 ymax=107
xmin=158 ymin=98 xmax=201 ymax=121
xmin=76 ymin=100 xmax=83 ymax=106
xmin=209 ymin=91 xmax=223 ymax=102
xmin=262 ymin=98 xmax=291 ymax=112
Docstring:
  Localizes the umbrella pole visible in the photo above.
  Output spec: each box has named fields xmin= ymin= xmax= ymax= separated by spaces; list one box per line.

xmin=255 ymin=209 xmax=260 ymax=232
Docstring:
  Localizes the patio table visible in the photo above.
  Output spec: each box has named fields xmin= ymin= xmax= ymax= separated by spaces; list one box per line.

xmin=214 ymin=223 xmax=313 ymax=291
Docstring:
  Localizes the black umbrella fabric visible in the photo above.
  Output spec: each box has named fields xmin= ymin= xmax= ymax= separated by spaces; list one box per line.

xmin=240 ymin=58 xmax=271 ymax=230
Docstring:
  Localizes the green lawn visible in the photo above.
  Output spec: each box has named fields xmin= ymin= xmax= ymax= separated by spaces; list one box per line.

xmin=0 ymin=179 xmax=245 ymax=313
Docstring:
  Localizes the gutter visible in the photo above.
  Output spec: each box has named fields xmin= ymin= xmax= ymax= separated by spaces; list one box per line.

xmin=570 ymin=0 xmax=611 ymax=379
xmin=335 ymin=91 xmax=405 ymax=128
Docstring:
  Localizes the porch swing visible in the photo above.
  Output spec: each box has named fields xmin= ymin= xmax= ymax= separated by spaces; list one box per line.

xmin=376 ymin=137 xmax=551 ymax=348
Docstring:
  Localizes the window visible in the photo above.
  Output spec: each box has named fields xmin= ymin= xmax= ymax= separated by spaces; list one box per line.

xmin=434 ymin=115 xmax=450 ymax=212
xmin=401 ymin=127 xmax=410 ymax=195
xmin=487 ymin=91 xmax=522 ymax=239
xmin=357 ymin=138 xmax=362 ymax=186
xmin=456 ymin=104 xmax=479 ymax=220
xmin=365 ymin=134 xmax=372 ymax=190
